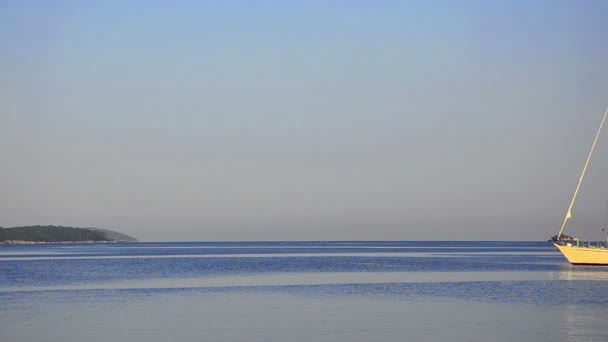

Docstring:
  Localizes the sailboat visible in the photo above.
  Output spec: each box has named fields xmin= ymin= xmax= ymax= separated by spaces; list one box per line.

xmin=551 ymin=107 xmax=608 ymax=265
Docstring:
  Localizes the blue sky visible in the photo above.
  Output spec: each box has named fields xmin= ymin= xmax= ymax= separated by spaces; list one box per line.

xmin=1 ymin=1 xmax=608 ymax=240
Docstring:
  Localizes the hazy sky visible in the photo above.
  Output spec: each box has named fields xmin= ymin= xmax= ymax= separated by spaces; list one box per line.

xmin=2 ymin=1 xmax=608 ymax=241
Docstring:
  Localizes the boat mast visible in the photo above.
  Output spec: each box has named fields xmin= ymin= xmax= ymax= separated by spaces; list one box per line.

xmin=558 ymin=107 xmax=608 ymax=239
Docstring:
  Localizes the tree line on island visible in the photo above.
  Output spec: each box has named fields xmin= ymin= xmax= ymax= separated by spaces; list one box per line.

xmin=0 ymin=225 xmax=137 ymax=244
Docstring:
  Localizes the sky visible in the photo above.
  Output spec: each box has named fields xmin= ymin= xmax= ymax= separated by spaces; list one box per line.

xmin=1 ymin=0 xmax=608 ymax=241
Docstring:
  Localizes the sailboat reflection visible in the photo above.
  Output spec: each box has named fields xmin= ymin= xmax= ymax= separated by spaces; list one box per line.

xmin=550 ymin=266 xmax=608 ymax=281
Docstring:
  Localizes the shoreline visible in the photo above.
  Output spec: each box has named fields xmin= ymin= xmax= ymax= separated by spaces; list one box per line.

xmin=0 ymin=240 xmax=125 ymax=245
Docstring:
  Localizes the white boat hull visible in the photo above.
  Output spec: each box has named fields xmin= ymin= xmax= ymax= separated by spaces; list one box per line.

xmin=554 ymin=243 xmax=608 ymax=265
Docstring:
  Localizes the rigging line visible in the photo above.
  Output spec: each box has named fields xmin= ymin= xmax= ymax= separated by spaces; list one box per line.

xmin=558 ymin=106 xmax=608 ymax=239
xmin=603 ymin=201 xmax=608 ymax=231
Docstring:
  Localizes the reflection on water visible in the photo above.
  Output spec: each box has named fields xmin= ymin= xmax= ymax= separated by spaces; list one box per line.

xmin=0 ymin=271 xmax=559 ymax=293
xmin=551 ymin=268 xmax=608 ymax=281
xmin=2 ymin=290 xmax=608 ymax=342
xmin=1 ymin=241 xmax=608 ymax=342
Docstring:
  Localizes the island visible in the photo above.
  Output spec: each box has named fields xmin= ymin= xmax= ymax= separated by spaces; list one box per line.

xmin=0 ymin=225 xmax=138 ymax=244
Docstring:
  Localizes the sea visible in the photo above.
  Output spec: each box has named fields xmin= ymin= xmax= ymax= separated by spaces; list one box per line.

xmin=1 ymin=241 xmax=608 ymax=342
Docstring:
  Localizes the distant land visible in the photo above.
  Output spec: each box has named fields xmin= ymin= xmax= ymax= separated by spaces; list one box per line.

xmin=0 ymin=225 xmax=138 ymax=244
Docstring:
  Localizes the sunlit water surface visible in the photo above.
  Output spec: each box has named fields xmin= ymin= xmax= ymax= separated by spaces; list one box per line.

xmin=1 ymin=241 xmax=607 ymax=342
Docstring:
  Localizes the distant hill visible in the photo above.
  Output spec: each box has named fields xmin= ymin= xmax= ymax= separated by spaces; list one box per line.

xmin=93 ymin=228 xmax=138 ymax=242
xmin=0 ymin=225 xmax=138 ymax=243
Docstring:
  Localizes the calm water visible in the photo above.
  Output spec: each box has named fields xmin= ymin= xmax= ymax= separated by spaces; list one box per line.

xmin=1 ymin=241 xmax=608 ymax=341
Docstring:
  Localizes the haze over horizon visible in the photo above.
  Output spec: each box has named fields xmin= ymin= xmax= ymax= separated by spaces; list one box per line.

xmin=2 ymin=1 xmax=608 ymax=241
